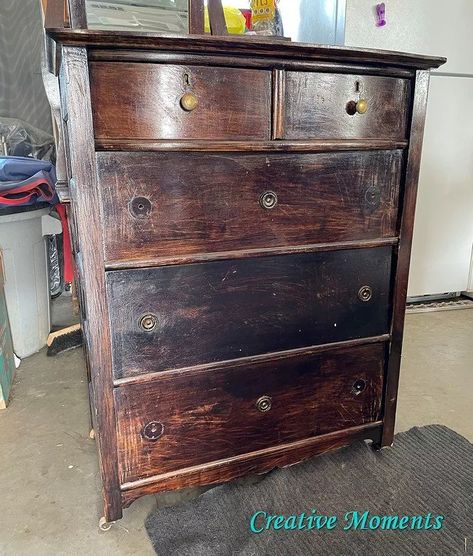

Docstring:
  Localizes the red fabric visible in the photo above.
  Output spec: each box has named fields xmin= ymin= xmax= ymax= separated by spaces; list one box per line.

xmin=0 ymin=178 xmax=56 ymax=206
xmin=55 ymin=203 xmax=74 ymax=284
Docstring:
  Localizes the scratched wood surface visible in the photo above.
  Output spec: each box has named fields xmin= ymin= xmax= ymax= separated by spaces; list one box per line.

xmin=284 ymin=72 xmax=410 ymax=140
xmin=98 ymin=150 xmax=402 ymax=265
xmin=115 ymin=342 xmax=385 ymax=483
xmin=107 ymin=247 xmax=392 ymax=379
xmin=89 ymin=62 xmax=272 ymax=141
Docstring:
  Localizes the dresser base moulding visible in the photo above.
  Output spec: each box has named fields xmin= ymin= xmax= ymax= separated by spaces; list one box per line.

xmin=120 ymin=421 xmax=383 ymax=510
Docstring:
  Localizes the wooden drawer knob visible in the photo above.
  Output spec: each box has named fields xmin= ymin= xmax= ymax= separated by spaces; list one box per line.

xmin=356 ymin=98 xmax=368 ymax=114
xmin=256 ymin=395 xmax=272 ymax=412
xmin=142 ymin=421 xmax=164 ymax=441
xmin=180 ymin=92 xmax=198 ymax=111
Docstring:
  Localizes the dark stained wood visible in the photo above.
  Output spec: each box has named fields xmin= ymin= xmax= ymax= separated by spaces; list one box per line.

xmin=95 ymin=138 xmax=408 ymax=152
xmin=44 ymin=0 xmax=66 ymax=29
xmin=89 ymin=62 xmax=271 ymax=141
xmin=58 ymin=47 xmax=122 ymax=523
xmin=98 ymin=150 xmax=402 ymax=265
xmin=105 ymin=238 xmax=398 ymax=271
xmin=188 ymin=0 xmax=204 ymax=34
xmin=114 ymin=334 xmax=390 ymax=387
xmin=106 ymin=247 xmax=392 ymax=378
xmin=208 ymin=0 xmax=227 ymax=36
xmin=120 ymin=421 xmax=383 ymax=506
xmin=272 ymin=69 xmax=285 ymax=139
xmin=115 ymin=343 xmax=385 ymax=483
xmin=284 ymin=72 xmax=410 ymax=141
xmin=88 ymin=50 xmax=417 ymax=78
xmin=49 ymin=29 xmax=445 ymax=524
xmin=67 ymin=0 xmax=87 ymax=29
xmin=46 ymin=29 xmax=447 ymax=69
xmin=380 ymin=70 xmax=431 ymax=448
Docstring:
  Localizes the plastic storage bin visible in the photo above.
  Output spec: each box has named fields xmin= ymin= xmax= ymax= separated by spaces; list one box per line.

xmin=0 ymin=207 xmax=57 ymax=358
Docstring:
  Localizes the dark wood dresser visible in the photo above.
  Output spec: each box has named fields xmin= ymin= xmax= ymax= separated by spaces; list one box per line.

xmin=46 ymin=28 xmax=445 ymax=526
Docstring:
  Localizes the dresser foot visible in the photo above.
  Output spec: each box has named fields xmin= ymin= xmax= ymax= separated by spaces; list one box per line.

xmin=99 ymin=516 xmax=114 ymax=532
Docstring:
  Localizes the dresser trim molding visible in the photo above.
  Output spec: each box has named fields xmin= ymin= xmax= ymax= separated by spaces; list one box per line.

xmin=380 ymin=70 xmax=431 ymax=448
xmin=120 ymin=421 xmax=383 ymax=508
xmin=105 ymin=238 xmax=399 ymax=271
xmin=113 ymin=334 xmax=391 ymax=387
xmin=47 ymin=29 xmax=446 ymax=69
xmin=95 ymin=139 xmax=408 ymax=153
xmin=59 ymin=46 xmax=123 ymax=522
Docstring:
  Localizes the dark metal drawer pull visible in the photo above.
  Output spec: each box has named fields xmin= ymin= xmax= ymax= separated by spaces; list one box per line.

xmin=142 ymin=421 xmax=164 ymax=441
xmin=139 ymin=314 xmax=158 ymax=331
xmin=259 ymin=191 xmax=278 ymax=210
xmin=256 ymin=395 xmax=272 ymax=412
xmin=358 ymin=285 xmax=372 ymax=302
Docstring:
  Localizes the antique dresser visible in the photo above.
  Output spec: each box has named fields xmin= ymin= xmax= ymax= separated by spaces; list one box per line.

xmin=46 ymin=18 xmax=445 ymax=527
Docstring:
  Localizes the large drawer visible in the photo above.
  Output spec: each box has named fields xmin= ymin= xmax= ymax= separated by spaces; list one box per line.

xmin=106 ymin=247 xmax=392 ymax=379
xmin=97 ymin=150 xmax=402 ymax=265
xmin=284 ymin=72 xmax=410 ymax=140
xmin=115 ymin=342 xmax=385 ymax=483
xmin=89 ymin=62 xmax=271 ymax=141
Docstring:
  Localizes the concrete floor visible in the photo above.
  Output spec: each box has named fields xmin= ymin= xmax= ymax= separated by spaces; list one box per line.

xmin=0 ymin=308 xmax=472 ymax=554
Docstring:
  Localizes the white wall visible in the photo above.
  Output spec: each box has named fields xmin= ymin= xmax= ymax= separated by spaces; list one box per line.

xmin=345 ymin=0 xmax=472 ymax=74
xmin=345 ymin=0 xmax=473 ymax=296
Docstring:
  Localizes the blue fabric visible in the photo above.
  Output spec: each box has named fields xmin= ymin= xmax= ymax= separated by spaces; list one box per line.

xmin=0 ymin=156 xmax=58 ymax=207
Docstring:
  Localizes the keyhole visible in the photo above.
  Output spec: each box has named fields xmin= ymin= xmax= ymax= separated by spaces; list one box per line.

xmin=355 ymin=80 xmax=360 ymax=93
xmin=184 ymin=72 xmax=190 ymax=87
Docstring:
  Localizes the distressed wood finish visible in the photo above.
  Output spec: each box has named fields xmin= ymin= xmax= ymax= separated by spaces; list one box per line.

xmin=98 ymin=150 xmax=402 ymax=265
xmin=284 ymin=72 xmax=410 ymax=140
xmin=107 ymin=247 xmax=392 ymax=378
xmin=121 ymin=421 xmax=383 ymax=507
xmin=47 ymin=27 xmax=445 ymax=524
xmin=380 ymin=70 xmax=431 ymax=448
xmin=116 ymin=343 xmax=385 ymax=483
xmin=58 ymin=47 xmax=122 ymax=522
xmin=89 ymin=62 xmax=271 ymax=141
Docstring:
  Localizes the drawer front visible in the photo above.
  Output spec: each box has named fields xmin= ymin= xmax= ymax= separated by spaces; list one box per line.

xmin=98 ymin=150 xmax=402 ymax=265
xmin=284 ymin=72 xmax=410 ymax=140
xmin=107 ymin=247 xmax=392 ymax=379
xmin=89 ymin=62 xmax=271 ymax=141
xmin=115 ymin=343 xmax=385 ymax=483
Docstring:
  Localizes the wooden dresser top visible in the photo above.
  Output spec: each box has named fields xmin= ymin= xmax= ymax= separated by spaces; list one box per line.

xmin=47 ymin=29 xmax=446 ymax=70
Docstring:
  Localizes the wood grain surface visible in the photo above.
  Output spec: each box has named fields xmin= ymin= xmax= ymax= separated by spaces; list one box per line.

xmin=115 ymin=342 xmax=385 ymax=483
xmin=284 ymin=72 xmax=410 ymax=140
xmin=98 ymin=150 xmax=402 ymax=265
xmin=89 ymin=62 xmax=271 ymax=141
xmin=106 ymin=247 xmax=392 ymax=378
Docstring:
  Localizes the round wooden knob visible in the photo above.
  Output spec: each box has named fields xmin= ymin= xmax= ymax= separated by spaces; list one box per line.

xmin=356 ymin=98 xmax=368 ymax=114
xmin=180 ymin=92 xmax=198 ymax=111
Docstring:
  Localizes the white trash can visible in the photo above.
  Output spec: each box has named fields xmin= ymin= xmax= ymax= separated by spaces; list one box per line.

xmin=0 ymin=207 xmax=60 ymax=358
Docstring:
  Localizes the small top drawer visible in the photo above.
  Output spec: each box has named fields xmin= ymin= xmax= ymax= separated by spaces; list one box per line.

xmin=89 ymin=62 xmax=271 ymax=141
xmin=283 ymin=72 xmax=410 ymax=141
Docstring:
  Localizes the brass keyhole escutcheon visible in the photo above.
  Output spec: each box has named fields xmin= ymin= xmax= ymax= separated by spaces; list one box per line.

xmin=180 ymin=92 xmax=198 ymax=111
xmin=352 ymin=379 xmax=367 ymax=395
xmin=129 ymin=196 xmax=152 ymax=219
xmin=358 ymin=286 xmax=373 ymax=302
xmin=259 ymin=191 xmax=278 ymax=210
xmin=256 ymin=396 xmax=272 ymax=413
xmin=142 ymin=421 xmax=164 ymax=441
xmin=140 ymin=314 xmax=158 ymax=332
